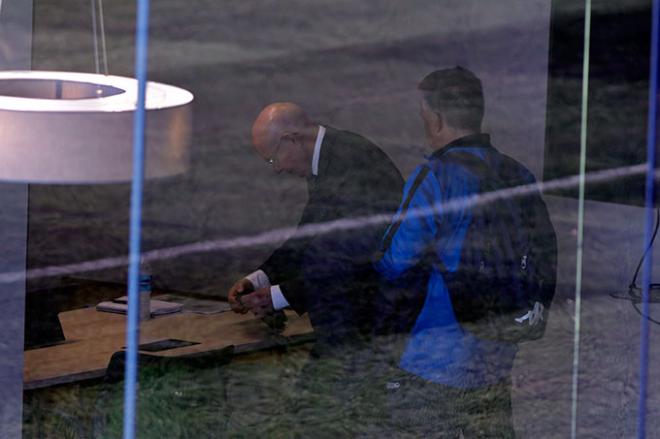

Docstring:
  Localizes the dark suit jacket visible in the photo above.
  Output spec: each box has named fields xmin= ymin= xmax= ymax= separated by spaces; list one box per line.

xmin=259 ymin=126 xmax=403 ymax=345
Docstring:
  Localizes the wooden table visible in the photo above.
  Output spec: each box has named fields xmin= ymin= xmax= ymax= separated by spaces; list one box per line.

xmin=24 ymin=306 xmax=314 ymax=389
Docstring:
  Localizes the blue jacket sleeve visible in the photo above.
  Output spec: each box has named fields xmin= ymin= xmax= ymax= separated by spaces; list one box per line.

xmin=374 ymin=165 xmax=441 ymax=281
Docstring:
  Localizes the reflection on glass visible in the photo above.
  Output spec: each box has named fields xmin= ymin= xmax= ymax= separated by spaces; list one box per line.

xmin=18 ymin=1 xmax=660 ymax=438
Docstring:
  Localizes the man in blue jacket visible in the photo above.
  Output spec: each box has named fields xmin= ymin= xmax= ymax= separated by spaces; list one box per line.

xmin=374 ymin=67 xmax=556 ymax=438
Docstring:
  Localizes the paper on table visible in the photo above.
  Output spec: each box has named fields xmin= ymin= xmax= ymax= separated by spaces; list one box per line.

xmin=96 ymin=296 xmax=183 ymax=316
xmin=155 ymin=293 xmax=232 ymax=315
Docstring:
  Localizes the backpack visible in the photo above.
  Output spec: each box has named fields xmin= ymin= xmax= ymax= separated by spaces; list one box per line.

xmin=437 ymin=147 xmax=557 ymax=343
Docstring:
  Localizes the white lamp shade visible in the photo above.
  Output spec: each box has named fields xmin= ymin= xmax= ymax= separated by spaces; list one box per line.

xmin=0 ymin=71 xmax=193 ymax=183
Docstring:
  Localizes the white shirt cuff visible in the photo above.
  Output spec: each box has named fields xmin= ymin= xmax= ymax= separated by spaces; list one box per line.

xmin=245 ymin=270 xmax=271 ymax=289
xmin=270 ymin=285 xmax=291 ymax=310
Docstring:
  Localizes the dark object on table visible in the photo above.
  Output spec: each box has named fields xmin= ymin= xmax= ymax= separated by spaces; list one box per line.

xmin=24 ymin=289 xmax=65 ymax=349
xmin=136 ymin=338 xmax=200 ymax=352
xmin=104 ymin=345 xmax=234 ymax=383
xmin=261 ymin=309 xmax=287 ymax=334
xmin=234 ymin=290 xmax=287 ymax=332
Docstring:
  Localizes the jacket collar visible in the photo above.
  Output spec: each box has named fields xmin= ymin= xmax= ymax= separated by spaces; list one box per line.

xmin=429 ymin=133 xmax=492 ymax=160
xmin=315 ymin=126 xmax=336 ymax=178
xmin=307 ymin=126 xmax=335 ymax=188
xmin=311 ymin=125 xmax=326 ymax=176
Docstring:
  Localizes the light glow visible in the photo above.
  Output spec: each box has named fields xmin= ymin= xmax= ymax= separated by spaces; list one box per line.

xmin=0 ymin=70 xmax=191 ymax=112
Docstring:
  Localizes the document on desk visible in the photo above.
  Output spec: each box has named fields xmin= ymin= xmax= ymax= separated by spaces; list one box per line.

xmin=156 ymin=293 xmax=232 ymax=315
xmin=96 ymin=296 xmax=183 ymax=316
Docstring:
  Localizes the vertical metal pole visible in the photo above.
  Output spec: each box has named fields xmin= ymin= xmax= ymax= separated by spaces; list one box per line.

xmin=122 ymin=0 xmax=150 ymax=437
xmin=637 ymin=0 xmax=660 ymax=437
xmin=571 ymin=1 xmax=592 ymax=437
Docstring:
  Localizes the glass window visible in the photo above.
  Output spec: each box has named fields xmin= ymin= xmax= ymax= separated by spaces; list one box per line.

xmin=10 ymin=1 xmax=660 ymax=437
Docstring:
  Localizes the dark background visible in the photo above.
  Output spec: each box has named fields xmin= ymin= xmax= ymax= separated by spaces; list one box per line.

xmin=544 ymin=0 xmax=655 ymax=206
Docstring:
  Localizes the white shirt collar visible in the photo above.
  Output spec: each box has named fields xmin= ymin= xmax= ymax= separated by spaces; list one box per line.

xmin=312 ymin=125 xmax=325 ymax=176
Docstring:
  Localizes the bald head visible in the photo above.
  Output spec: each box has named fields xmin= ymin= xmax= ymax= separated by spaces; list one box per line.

xmin=251 ymin=102 xmax=310 ymax=153
xmin=251 ymin=102 xmax=318 ymax=177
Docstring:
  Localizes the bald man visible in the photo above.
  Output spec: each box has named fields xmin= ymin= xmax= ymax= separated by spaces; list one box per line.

xmin=228 ymin=102 xmax=403 ymax=351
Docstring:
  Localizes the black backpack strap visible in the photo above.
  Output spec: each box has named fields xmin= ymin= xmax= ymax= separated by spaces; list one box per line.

xmin=439 ymin=148 xmax=530 ymax=193
xmin=439 ymin=150 xmax=506 ymax=192
xmin=374 ymin=166 xmax=433 ymax=337
xmin=432 ymin=150 xmax=505 ymax=283
xmin=380 ymin=166 xmax=430 ymax=253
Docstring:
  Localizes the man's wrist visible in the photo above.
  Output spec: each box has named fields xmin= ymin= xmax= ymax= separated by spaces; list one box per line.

xmin=245 ymin=269 xmax=271 ymax=289
xmin=270 ymin=285 xmax=290 ymax=310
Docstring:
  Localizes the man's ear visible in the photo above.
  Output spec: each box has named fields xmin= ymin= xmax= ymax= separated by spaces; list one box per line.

xmin=291 ymin=132 xmax=308 ymax=152
xmin=282 ymin=132 xmax=297 ymax=146
xmin=431 ymin=111 xmax=444 ymax=135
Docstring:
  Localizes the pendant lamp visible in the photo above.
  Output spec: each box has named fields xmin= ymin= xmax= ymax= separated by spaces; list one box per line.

xmin=0 ymin=70 xmax=193 ymax=183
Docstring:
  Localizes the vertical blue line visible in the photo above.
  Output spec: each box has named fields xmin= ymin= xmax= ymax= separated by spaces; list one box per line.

xmin=638 ymin=0 xmax=659 ymax=437
xmin=122 ymin=0 xmax=150 ymax=437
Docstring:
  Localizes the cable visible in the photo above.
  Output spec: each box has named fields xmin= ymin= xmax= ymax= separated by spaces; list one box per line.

xmin=633 ymin=301 xmax=660 ymax=325
xmin=627 ymin=208 xmax=660 ymax=300
xmin=609 ymin=208 xmax=660 ymax=326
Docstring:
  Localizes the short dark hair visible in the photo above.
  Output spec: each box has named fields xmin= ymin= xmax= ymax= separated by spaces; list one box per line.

xmin=418 ymin=66 xmax=484 ymax=132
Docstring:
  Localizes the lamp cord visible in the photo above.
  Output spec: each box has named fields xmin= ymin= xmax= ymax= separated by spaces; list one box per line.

xmin=98 ymin=0 xmax=109 ymax=75
xmin=90 ymin=0 xmax=99 ymax=74
xmin=90 ymin=0 xmax=109 ymax=75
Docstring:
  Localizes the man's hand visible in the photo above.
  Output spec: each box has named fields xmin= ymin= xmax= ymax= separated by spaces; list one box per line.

xmin=228 ymin=278 xmax=255 ymax=314
xmin=240 ymin=287 xmax=275 ymax=319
